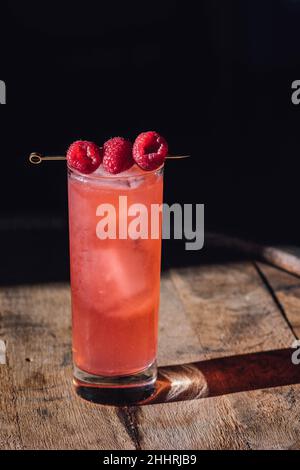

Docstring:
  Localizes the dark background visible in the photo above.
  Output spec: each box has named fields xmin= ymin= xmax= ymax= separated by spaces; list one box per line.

xmin=1 ymin=0 xmax=300 ymax=283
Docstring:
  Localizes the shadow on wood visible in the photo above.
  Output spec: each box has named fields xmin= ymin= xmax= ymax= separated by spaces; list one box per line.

xmin=145 ymin=348 xmax=300 ymax=405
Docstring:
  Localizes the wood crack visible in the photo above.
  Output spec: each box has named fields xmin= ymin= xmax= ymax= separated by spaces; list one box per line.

xmin=116 ymin=406 xmax=142 ymax=450
xmin=11 ymin=367 xmax=24 ymax=450
xmin=253 ymin=262 xmax=298 ymax=339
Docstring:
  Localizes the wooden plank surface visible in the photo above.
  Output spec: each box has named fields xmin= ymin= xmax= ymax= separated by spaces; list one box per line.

xmin=0 ymin=260 xmax=299 ymax=449
xmin=256 ymin=262 xmax=300 ymax=338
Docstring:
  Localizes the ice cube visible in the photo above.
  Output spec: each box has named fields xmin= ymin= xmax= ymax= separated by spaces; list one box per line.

xmin=99 ymin=247 xmax=146 ymax=299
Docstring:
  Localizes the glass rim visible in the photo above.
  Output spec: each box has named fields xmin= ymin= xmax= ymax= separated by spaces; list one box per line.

xmin=67 ymin=163 xmax=164 ymax=181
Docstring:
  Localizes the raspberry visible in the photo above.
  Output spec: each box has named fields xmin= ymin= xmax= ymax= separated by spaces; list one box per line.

xmin=102 ymin=137 xmax=134 ymax=174
xmin=67 ymin=140 xmax=102 ymax=174
xmin=133 ymin=131 xmax=168 ymax=171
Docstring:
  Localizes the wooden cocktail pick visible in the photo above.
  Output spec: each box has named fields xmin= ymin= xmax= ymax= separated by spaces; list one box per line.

xmin=29 ymin=152 xmax=190 ymax=165
xmin=29 ymin=153 xmax=66 ymax=164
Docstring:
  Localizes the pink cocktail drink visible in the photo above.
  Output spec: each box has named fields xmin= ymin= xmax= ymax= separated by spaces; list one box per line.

xmin=68 ymin=164 xmax=163 ymax=394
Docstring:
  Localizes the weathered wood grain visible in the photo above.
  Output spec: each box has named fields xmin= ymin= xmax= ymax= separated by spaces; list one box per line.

xmin=257 ymin=262 xmax=300 ymax=338
xmin=157 ymin=272 xmax=202 ymax=366
xmin=0 ymin=285 xmax=134 ymax=450
xmin=170 ymin=262 xmax=294 ymax=357
xmin=129 ymin=262 xmax=300 ymax=449
xmin=138 ymin=384 xmax=300 ymax=450
xmin=0 ymin=261 xmax=299 ymax=449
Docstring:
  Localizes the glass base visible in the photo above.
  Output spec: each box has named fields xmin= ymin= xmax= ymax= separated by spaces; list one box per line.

xmin=73 ymin=361 xmax=157 ymax=405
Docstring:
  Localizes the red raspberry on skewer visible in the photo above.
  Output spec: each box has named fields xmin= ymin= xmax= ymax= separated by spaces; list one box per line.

xmin=133 ymin=131 xmax=168 ymax=171
xmin=102 ymin=137 xmax=134 ymax=174
xmin=67 ymin=140 xmax=102 ymax=174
